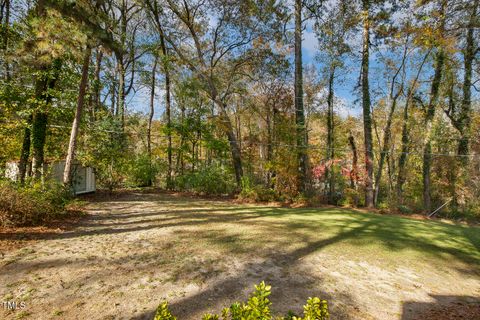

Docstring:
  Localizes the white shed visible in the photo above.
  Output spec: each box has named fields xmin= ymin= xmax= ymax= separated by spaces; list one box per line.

xmin=5 ymin=160 xmax=96 ymax=195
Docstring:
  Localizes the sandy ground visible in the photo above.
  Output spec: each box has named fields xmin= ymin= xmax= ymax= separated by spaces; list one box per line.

xmin=1 ymin=191 xmax=479 ymax=319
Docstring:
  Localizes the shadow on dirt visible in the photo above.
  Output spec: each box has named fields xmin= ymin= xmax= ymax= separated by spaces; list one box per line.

xmin=2 ymin=191 xmax=479 ymax=320
xmin=401 ymin=294 xmax=480 ymax=320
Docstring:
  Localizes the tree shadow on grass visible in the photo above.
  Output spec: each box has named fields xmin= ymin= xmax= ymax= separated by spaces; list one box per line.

xmin=2 ymin=192 xmax=479 ymax=319
xmin=129 ymin=220 xmax=375 ymax=320
xmin=0 ymin=207 xmax=269 ymax=244
xmin=3 ymin=194 xmax=479 ymax=273
xmin=1 ymin=208 xmax=374 ymax=319
xmin=125 ymin=206 xmax=479 ymax=319
xmin=80 ymin=190 xmax=235 ymax=207
xmin=79 ymin=191 xmax=480 ymax=271
xmin=262 ymin=207 xmax=480 ymax=270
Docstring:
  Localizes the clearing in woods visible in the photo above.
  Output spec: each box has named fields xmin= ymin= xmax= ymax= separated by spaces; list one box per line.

xmin=1 ymin=191 xmax=479 ymax=319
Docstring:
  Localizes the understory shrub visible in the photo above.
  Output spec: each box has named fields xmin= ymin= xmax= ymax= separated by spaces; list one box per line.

xmin=175 ymin=164 xmax=236 ymax=195
xmin=94 ymin=159 xmax=126 ymax=191
xmin=340 ymin=188 xmax=361 ymax=207
xmin=397 ymin=204 xmax=412 ymax=215
xmin=438 ymin=203 xmax=480 ymax=221
xmin=91 ymin=153 xmax=159 ymax=190
xmin=239 ymin=177 xmax=277 ymax=202
xmin=78 ymin=117 xmax=133 ymax=191
xmin=153 ymin=282 xmax=329 ymax=320
xmin=0 ymin=180 xmax=72 ymax=226
xmin=125 ymin=153 xmax=159 ymax=187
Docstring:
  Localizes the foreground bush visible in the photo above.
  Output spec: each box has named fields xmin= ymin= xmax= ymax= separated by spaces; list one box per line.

xmin=0 ymin=180 xmax=72 ymax=226
xmin=154 ymin=282 xmax=329 ymax=320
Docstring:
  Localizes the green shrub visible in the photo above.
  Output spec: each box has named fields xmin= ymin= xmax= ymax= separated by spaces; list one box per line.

xmin=293 ymin=192 xmax=309 ymax=205
xmin=397 ymin=204 xmax=412 ymax=215
xmin=0 ymin=180 xmax=72 ymax=226
xmin=376 ymin=201 xmax=390 ymax=214
xmin=95 ymin=159 xmax=126 ymax=191
xmin=239 ymin=177 xmax=277 ymax=202
xmin=125 ymin=153 xmax=159 ymax=187
xmin=154 ymin=303 xmax=177 ymax=320
xmin=175 ymin=164 xmax=236 ymax=195
xmin=439 ymin=204 xmax=480 ymax=222
xmin=240 ymin=176 xmax=254 ymax=196
xmin=300 ymin=297 xmax=329 ymax=320
xmin=340 ymin=188 xmax=361 ymax=207
xmin=153 ymin=282 xmax=329 ymax=320
xmin=254 ymin=187 xmax=277 ymax=202
xmin=78 ymin=117 xmax=131 ymax=191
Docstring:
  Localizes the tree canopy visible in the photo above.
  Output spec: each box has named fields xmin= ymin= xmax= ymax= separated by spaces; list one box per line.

xmin=1 ymin=0 xmax=479 ymax=217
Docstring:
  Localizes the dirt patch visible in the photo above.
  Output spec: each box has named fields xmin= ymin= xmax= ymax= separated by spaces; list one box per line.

xmin=79 ymin=188 xmax=235 ymax=203
xmin=0 ymin=211 xmax=86 ymax=254
xmin=1 ymin=191 xmax=478 ymax=320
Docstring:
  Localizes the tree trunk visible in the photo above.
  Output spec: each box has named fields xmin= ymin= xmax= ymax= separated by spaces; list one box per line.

xmin=31 ymin=111 xmax=48 ymax=180
xmin=422 ymin=1 xmax=447 ymax=213
xmin=30 ymin=4 xmax=59 ymax=181
xmin=395 ymin=49 xmax=430 ymax=203
xmin=361 ymin=1 xmax=374 ymax=208
xmin=157 ymin=31 xmax=173 ymax=189
xmin=110 ymin=69 xmax=116 ymax=115
xmin=266 ymin=101 xmax=274 ymax=187
xmin=204 ymin=75 xmax=244 ymax=186
xmin=63 ymin=47 xmax=92 ymax=185
xmin=374 ymin=96 xmax=399 ymax=205
xmin=176 ymin=105 xmax=186 ymax=177
xmin=147 ymin=54 xmax=158 ymax=186
xmin=2 ymin=0 xmax=10 ymax=81
xmin=423 ymin=49 xmax=445 ymax=212
xmin=117 ymin=0 xmax=128 ymax=128
xmin=446 ymin=0 xmax=479 ymax=209
xmin=117 ymin=56 xmax=126 ymax=127
xmin=165 ymin=67 xmax=173 ymax=188
xmin=386 ymin=148 xmax=394 ymax=193
xmin=373 ymin=40 xmax=409 ymax=206
xmin=216 ymin=101 xmax=243 ymax=186
xmin=396 ymin=94 xmax=410 ymax=203
xmin=92 ymin=47 xmax=103 ymax=121
xmin=192 ymin=140 xmax=197 ymax=172
xmin=31 ymin=61 xmax=61 ymax=180
xmin=143 ymin=0 xmax=173 ymax=188
xmin=18 ymin=117 xmax=32 ymax=184
xmin=235 ymin=111 xmax=242 ymax=151
xmin=348 ymin=132 xmax=359 ymax=191
xmin=295 ymin=0 xmax=307 ymax=193
xmin=457 ymin=0 xmax=478 ymax=161
xmin=326 ymin=65 xmax=335 ymax=203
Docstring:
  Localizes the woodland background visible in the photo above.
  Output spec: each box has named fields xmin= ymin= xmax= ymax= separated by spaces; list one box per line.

xmin=0 ymin=0 xmax=479 ymax=223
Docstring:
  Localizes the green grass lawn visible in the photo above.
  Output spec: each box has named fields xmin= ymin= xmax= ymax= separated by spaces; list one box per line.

xmin=155 ymin=196 xmax=480 ymax=318
xmin=185 ymin=202 xmax=480 ymax=274
xmin=273 ymin=207 xmax=480 ymax=260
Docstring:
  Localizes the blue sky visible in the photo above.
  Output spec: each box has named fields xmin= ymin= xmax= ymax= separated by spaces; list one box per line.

xmin=302 ymin=26 xmax=363 ymax=117
xmin=125 ymin=2 xmax=452 ymax=121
